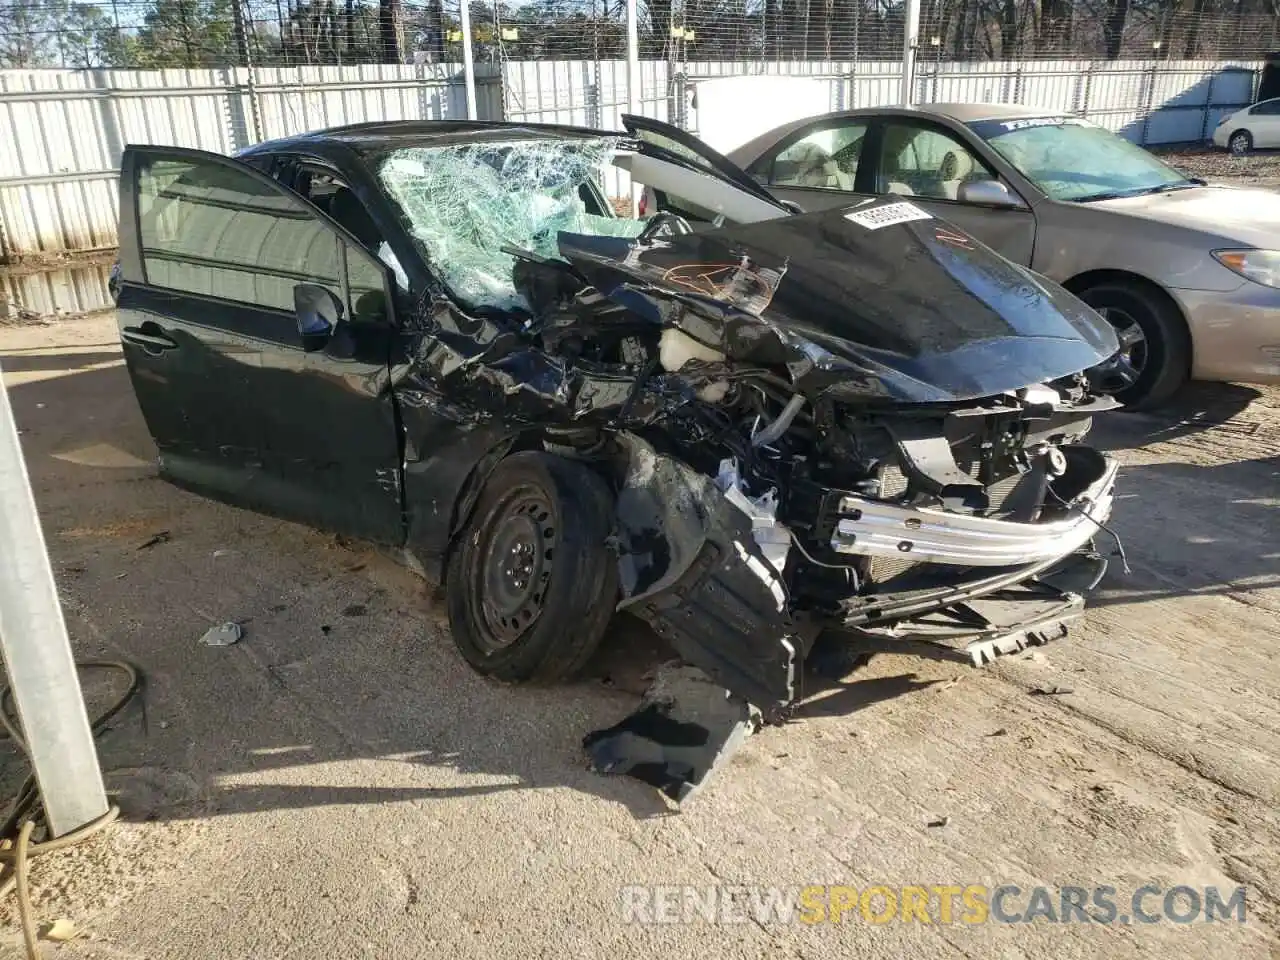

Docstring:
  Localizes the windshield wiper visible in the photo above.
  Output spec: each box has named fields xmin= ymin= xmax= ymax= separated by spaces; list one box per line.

xmin=1136 ymin=181 xmax=1199 ymax=196
xmin=1070 ymin=180 xmax=1199 ymax=203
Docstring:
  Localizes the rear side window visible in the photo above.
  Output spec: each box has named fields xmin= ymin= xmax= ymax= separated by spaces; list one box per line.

xmin=766 ymin=121 xmax=868 ymax=190
xmin=136 ymin=158 xmax=342 ymax=312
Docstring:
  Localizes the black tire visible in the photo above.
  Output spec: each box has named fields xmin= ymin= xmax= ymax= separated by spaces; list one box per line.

xmin=1078 ymin=280 xmax=1191 ymax=410
xmin=446 ymin=451 xmax=618 ymax=683
xmin=1229 ymin=129 xmax=1253 ymax=156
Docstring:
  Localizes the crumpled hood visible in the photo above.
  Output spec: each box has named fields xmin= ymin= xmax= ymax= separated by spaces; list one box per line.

xmin=558 ymin=202 xmax=1119 ymax=403
xmin=1090 ymin=183 xmax=1280 ymax=248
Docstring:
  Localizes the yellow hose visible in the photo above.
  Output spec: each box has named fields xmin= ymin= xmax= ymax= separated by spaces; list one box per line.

xmin=0 ymin=660 xmax=140 ymax=959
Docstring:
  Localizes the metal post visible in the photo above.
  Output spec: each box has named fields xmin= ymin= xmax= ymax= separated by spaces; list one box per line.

xmin=0 ymin=368 xmax=108 ymax=838
xmin=1200 ymin=70 xmax=1217 ymax=142
xmin=459 ymin=0 xmax=478 ymax=120
xmin=1140 ymin=60 xmax=1159 ymax=146
xmin=626 ymin=0 xmax=640 ymax=117
xmin=900 ymin=0 xmax=920 ymax=106
xmin=231 ymin=0 xmax=263 ymax=143
xmin=626 ymin=0 xmax=640 ymax=216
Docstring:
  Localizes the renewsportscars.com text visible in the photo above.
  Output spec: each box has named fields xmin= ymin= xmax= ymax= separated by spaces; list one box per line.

xmin=620 ymin=884 xmax=1247 ymax=926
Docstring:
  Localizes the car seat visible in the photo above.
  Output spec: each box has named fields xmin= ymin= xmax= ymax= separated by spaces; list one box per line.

xmin=939 ymin=150 xmax=977 ymax=200
xmin=879 ymin=151 xmax=915 ymax=197
xmin=776 ymin=141 xmax=837 ymax=188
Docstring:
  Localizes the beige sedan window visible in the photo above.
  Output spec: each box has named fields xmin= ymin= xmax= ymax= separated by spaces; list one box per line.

xmin=877 ymin=123 xmax=996 ymax=201
xmin=768 ymin=122 xmax=868 ymax=190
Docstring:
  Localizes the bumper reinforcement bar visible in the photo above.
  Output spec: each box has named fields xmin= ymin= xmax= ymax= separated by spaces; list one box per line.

xmin=829 ymin=456 xmax=1119 ymax=567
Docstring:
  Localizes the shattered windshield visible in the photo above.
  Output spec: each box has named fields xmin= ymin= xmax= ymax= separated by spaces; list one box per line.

xmin=377 ymin=138 xmax=645 ymax=311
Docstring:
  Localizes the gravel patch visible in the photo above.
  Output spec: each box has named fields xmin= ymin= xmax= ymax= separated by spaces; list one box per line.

xmin=1155 ymin=143 xmax=1280 ymax=189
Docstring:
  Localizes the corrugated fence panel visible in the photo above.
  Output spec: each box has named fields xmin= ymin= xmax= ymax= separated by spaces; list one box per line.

xmin=251 ymin=63 xmax=477 ymax=142
xmin=0 ymin=263 xmax=112 ymax=322
xmin=0 ymin=66 xmax=244 ymax=268
xmin=930 ymin=61 xmax=1014 ymax=105
xmin=850 ymin=61 xmax=904 ymax=109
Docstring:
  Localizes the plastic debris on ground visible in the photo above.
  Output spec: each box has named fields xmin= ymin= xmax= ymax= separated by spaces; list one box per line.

xmin=136 ymin=531 xmax=171 ymax=550
xmin=583 ymin=663 xmax=761 ymax=803
xmin=39 ymin=920 xmax=79 ymax=943
xmin=199 ymin=622 xmax=242 ymax=647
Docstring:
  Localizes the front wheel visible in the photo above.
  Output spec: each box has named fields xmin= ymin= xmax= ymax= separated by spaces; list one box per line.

xmin=446 ymin=451 xmax=618 ymax=683
xmin=1229 ymin=129 xmax=1253 ymax=156
xmin=1078 ymin=280 xmax=1191 ymax=410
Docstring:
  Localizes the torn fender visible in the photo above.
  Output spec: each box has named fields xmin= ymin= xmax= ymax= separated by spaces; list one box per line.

xmin=612 ymin=434 xmax=809 ymax=709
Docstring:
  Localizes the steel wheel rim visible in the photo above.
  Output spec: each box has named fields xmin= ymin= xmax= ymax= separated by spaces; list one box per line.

xmin=1102 ymin=306 xmax=1148 ymax=375
xmin=477 ymin=488 xmax=556 ymax=650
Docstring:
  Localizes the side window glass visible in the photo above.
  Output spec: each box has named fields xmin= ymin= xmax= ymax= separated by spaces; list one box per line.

xmin=1251 ymin=99 xmax=1280 ymax=116
xmin=877 ymin=124 xmax=997 ymax=201
xmin=238 ymin=153 xmax=279 ymax=177
xmin=346 ymin=244 xmax=390 ymax=324
xmin=137 ymin=157 xmax=340 ymax=312
xmin=299 ymin=169 xmax=383 ymax=253
xmin=769 ymin=122 xmax=868 ymax=190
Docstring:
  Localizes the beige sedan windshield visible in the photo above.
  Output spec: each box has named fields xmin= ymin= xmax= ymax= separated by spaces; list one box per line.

xmin=972 ymin=119 xmax=1191 ymax=202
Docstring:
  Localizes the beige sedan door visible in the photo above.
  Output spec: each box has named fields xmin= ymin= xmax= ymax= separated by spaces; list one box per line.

xmin=870 ymin=120 xmax=1038 ymax=266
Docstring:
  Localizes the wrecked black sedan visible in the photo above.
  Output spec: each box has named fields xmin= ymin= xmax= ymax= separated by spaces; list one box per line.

xmin=113 ymin=116 xmax=1124 ymax=721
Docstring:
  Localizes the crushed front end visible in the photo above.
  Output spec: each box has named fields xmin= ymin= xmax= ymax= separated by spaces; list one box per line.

xmin=377 ymin=136 xmax=1129 ymax=797
xmin=543 ymin=205 xmax=1127 ymax=716
xmin=606 ymin=364 xmax=1121 ymax=713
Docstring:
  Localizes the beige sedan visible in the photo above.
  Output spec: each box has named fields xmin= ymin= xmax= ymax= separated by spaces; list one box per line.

xmin=729 ymin=103 xmax=1280 ymax=407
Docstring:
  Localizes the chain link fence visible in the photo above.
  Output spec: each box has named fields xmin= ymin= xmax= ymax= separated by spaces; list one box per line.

xmin=1 ymin=0 xmax=1278 ymax=69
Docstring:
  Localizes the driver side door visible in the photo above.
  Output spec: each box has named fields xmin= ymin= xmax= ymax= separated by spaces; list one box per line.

xmin=117 ymin=146 xmax=405 ymax=544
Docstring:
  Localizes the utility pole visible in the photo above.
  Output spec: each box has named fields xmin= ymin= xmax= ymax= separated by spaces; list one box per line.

xmin=626 ymin=0 xmax=640 ymax=215
xmin=901 ymin=0 xmax=920 ymax=105
xmin=0 ymin=369 xmax=108 ymax=839
xmin=460 ymin=0 xmax=478 ymax=118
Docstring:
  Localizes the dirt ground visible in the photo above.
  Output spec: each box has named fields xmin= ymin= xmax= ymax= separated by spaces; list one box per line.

xmin=1 ymin=259 xmax=1279 ymax=953
xmin=1159 ymin=144 xmax=1280 ymax=189
xmin=1 ymin=322 xmax=1277 ymax=960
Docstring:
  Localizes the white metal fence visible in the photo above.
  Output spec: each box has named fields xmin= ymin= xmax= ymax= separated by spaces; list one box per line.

xmin=0 ymin=57 xmax=1261 ymax=320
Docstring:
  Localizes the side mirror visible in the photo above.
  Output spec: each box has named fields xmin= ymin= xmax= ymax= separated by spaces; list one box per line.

xmin=293 ymin=283 xmax=343 ymax=350
xmin=957 ymin=179 xmax=1023 ymax=209
xmin=780 ymin=199 xmax=806 ymax=215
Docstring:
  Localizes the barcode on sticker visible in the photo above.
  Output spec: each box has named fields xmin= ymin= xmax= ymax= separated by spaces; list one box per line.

xmin=844 ymin=201 xmax=932 ymax=230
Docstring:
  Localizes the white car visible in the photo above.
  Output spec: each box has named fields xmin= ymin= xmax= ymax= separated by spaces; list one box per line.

xmin=1212 ymin=98 xmax=1280 ymax=154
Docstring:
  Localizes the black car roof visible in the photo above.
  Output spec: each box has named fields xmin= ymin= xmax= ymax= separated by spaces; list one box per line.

xmin=239 ymin=120 xmax=615 ymax=159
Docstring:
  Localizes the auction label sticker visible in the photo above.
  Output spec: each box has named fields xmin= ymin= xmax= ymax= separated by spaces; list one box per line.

xmin=844 ymin=201 xmax=932 ymax=230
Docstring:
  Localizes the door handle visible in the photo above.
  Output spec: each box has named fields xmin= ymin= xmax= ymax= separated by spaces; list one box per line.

xmin=121 ymin=326 xmax=179 ymax=354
